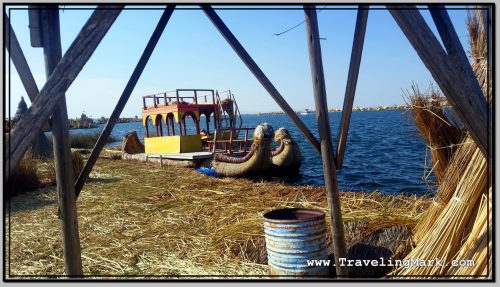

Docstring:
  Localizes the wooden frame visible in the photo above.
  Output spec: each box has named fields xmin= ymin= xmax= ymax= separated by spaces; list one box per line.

xmin=389 ymin=5 xmax=490 ymax=159
xmin=75 ymin=5 xmax=176 ymax=197
xmin=304 ymin=5 xmax=348 ymax=277
xmin=336 ymin=5 xmax=369 ymax=169
xmin=5 ymin=4 xmax=492 ymax=278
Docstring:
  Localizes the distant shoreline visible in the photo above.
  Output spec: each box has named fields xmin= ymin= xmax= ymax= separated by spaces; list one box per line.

xmin=255 ymin=105 xmax=410 ymax=116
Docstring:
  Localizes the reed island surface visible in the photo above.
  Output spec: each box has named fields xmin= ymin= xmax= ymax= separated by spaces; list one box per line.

xmin=6 ymin=152 xmax=430 ymax=277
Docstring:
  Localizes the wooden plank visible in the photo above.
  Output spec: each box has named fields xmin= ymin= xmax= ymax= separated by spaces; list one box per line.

xmin=303 ymin=5 xmax=348 ymax=277
xmin=7 ymin=6 xmax=123 ymax=174
xmin=429 ymin=6 xmax=486 ymax=104
xmin=74 ymin=5 xmax=176 ymax=198
xmin=28 ymin=8 xmax=44 ymax=47
xmin=389 ymin=6 xmax=490 ymax=158
xmin=147 ymin=152 xmax=213 ymax=160
xmin=485 ymin=6 xmax=492 ymax=170
xmin=485 ymin=6 xmax=492 ymax=77
xmin=335 ymin=6 xmax=368 ymax=169
xmin=5 ymin=13 xmax=53 ymax=159
xmin=4 ymin=13 xmax=40 ymax=101
xmin=429 ymin=5 xmax=491 ymax=163
xmin=201 ymin=5 xmax=322 ymax=155
xmin=40 ymin=7 xmax=82 ymax=276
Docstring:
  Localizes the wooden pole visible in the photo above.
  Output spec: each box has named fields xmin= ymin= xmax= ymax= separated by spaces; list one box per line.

xmin=7 ymin=6 xmax=123 ymax=174
xmin=39 ymin=6 xmax=83 ymax=276
xmin=335 ymin=6 xmax=368 ymax=169
xmin=4 ymin=14 xmax=39 ymax=102
xmin=72 ymin=3 xmax=174 ymax=190
xmin=389 ymin=6 xmax=490 ymax=159
xmin=5 ymin=13 xmax=53 ymax=159
xmin=429 ymin=5 xmax=492 ymax=164
xmin=429 ymin=6 xmax=487 ymax=105
xmin=201 ymin=5 xmax=322 ymax=154
xmin=485 ymin=6 xmax=492 ymax=78
xmin=485 ymin=5 xmax=492 ymax=173
xmin=303 ymin=5 xmax=348 ymax=277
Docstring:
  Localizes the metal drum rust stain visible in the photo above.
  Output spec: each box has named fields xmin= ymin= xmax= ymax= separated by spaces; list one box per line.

xmin=263 ymin=208 xmax=330 ymax=278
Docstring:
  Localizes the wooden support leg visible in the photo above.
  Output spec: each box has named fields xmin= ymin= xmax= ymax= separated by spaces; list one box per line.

xmin=7 ymin=6 xmax=123 ymax=174
xmin=336 ymin=6 xmax=368 ymax=169
xmin=4 ymin=13 xmax=53 ymax=159
xmin=74 ymin=6 xmax=175 ymax=196
xmin=304 ymin=5 xmax=348 ymax=277
xmin=202 ymin=5 xmax=322 ymax=155
xmin=40 ymin=7 xmax=83 ymax=276
xmin=389 ymin=6 xmax=490 ymax=159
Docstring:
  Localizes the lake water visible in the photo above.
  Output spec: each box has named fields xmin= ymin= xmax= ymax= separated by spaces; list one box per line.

xmin=70 ymin=110 xmax=433 ymax=196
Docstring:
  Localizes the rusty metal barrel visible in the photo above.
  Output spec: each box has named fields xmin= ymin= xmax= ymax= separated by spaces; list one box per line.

xmin=263 ymin=208 xmax=329 ymax=277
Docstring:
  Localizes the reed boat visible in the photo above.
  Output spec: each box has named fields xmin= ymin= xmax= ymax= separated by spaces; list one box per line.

xmin=121 ymin=88 xmax=301 ymax=175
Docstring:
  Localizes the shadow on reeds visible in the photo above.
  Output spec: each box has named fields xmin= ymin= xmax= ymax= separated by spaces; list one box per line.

xmin=346 ymin=244 xmax=393 ymax=278
xmin=5 ymin=155 xmax=40 ymax=198
xmin=7 ymin=189 xmax=58 ymax=213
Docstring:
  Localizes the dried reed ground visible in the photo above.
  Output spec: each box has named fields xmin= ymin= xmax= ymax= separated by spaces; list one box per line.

xmin=6 ymin=158 xmax=429 ymax=278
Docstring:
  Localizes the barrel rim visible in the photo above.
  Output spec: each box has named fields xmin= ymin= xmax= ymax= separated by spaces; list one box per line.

xmin=263 ymin=208 xmax=325 ymax=223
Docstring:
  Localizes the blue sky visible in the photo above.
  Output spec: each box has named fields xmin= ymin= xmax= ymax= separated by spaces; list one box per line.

xmin=6 ymin=5 xmax=471 ymax=118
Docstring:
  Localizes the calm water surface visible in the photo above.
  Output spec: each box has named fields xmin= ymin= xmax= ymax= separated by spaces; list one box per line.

xmin=70 ymin=110 xmax=433 ymax=196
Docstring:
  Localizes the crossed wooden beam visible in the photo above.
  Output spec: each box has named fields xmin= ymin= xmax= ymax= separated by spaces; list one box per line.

xmin=5 ymin=4 xmax=490 ymax=277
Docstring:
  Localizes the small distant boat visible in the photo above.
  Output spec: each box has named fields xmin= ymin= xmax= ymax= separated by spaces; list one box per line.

xmin=299 ymin=109 xmax=313 ymax=115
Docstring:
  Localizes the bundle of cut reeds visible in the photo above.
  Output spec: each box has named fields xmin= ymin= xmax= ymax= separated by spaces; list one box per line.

xmin=394 ymin=8 xmax=492 ymax=278
xmin=413 ymin=139 xmax=475 ymax=243
xmin=392 ymin=146 xmax=487 ymax=277
xmin=467 ymin=10 xmax=491 ymax=104
xmin=449 ymin=187 xmax=492 ymax=277
xmin=407 ymin=85 xmax=465 ymax=183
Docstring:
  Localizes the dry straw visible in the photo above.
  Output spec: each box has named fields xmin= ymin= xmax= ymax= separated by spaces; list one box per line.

xmin=392 ymin=146 xmax=487 ymax=277
xmin=467 ymin=10 xmax=491 ymax=104
xmin=6 ymin=158 xmax=430 ymax=277
xmin=448 ymin=187 xmax=492 ymax=277
xmin=405 ymin=84 xmax=465 ymax=184
xmin=412 ymin=139 xmax=476 ymax=243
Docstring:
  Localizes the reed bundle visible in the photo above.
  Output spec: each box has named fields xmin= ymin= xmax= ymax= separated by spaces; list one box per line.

xmin=467 ymin=10 xmax=491 ymax=104
xmin=392 ymin=146 xmax=488 ymax=277
xmin=449 ymin=187 xmax=492 ymax=277
xmin=6 ymin=154 xmax=40 ymax=197
xmin=412 ymin=139 xmax=476 ymax=243
xmin=395 ymin=7 xmax=492 ymax=279
xmin=406 ymin=85 xmax=465 ymax=183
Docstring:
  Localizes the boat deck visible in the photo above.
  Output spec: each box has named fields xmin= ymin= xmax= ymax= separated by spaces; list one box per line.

xmin=146 ymin=151 xmax=213 ymax=160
